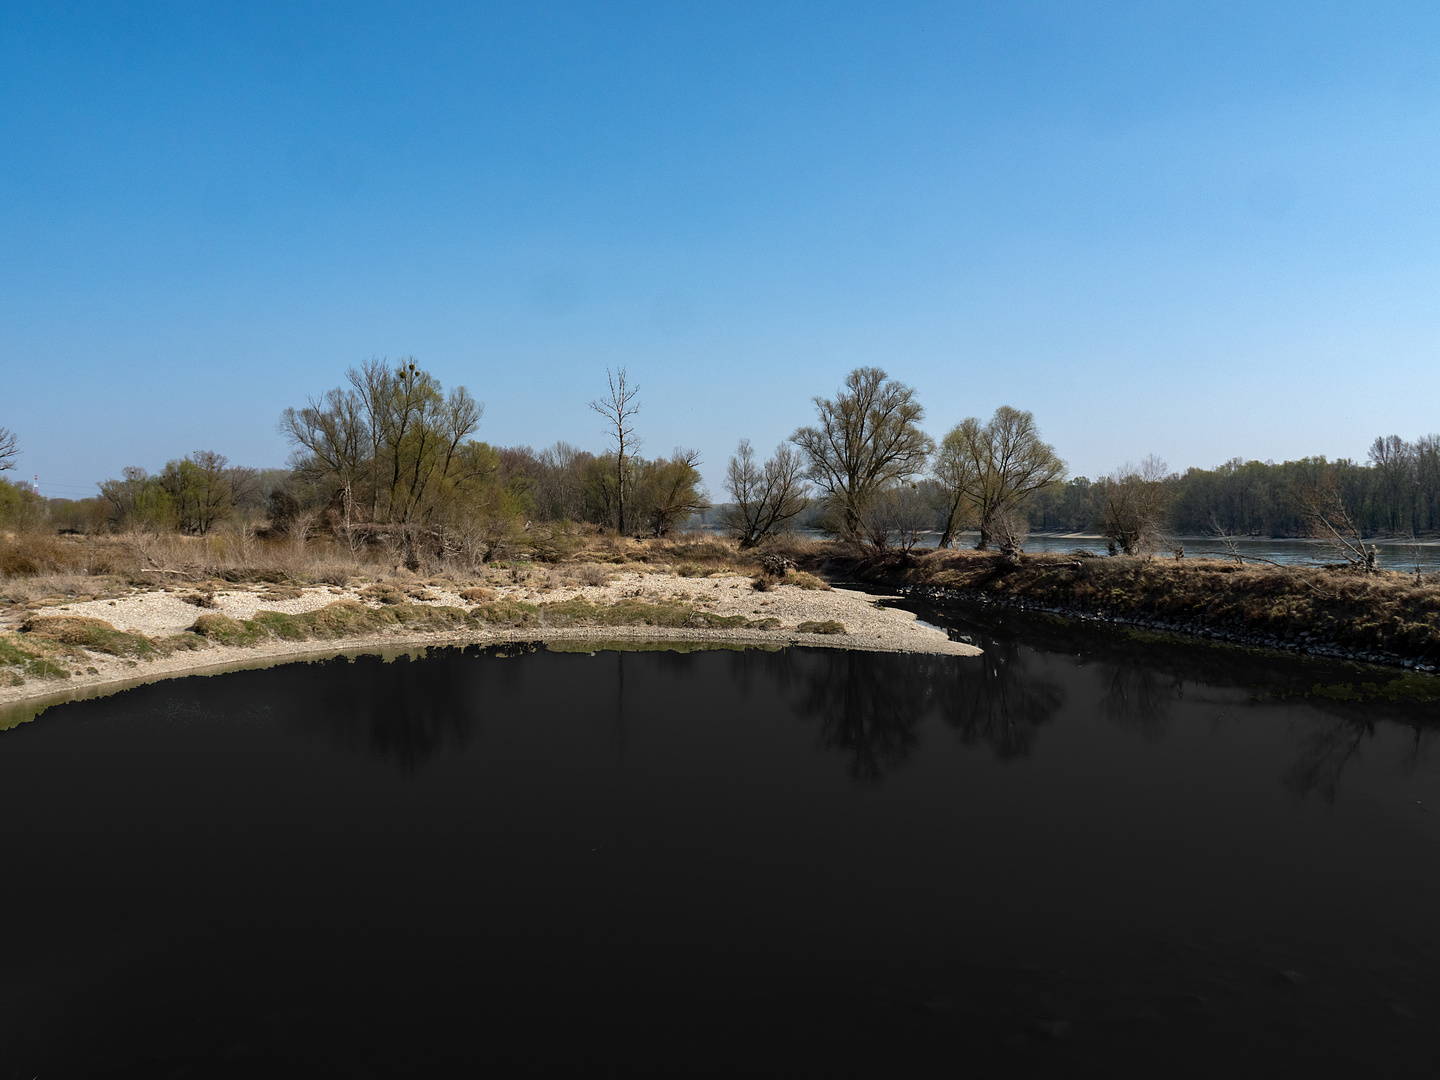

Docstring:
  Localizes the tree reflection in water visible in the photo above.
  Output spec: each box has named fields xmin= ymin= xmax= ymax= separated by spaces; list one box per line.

xmin=1284 ymin=716 xmax=1374 ymax=805
xmin=790 ymin=637 xmax=1064 ymax=780
xmin=791 ymin=651 xmax=931 ymax=781
xmin=1099 ymin=662 xmax=1180 ymax=740
xmin=269 ymin=647 xmax=502 ymax=774
xmin=937 ymin=633 xmax=1065 ymax=760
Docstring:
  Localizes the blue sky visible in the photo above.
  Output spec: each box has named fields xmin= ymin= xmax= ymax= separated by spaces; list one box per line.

xmin=3 ymin=1 xmax=1439 ymax=500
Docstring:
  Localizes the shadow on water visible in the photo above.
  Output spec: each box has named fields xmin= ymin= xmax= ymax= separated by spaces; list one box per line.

xmin=900 ymin=593 xmax=1440 ymax=805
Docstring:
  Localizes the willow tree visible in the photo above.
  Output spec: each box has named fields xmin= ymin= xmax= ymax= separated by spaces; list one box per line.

xmin=791 ymin=367 xmax=933 ymax=539
xmin=281 ymin=358 xmax=481 ymax=531
xmin=935 ymin=406 xmax=1065 ymax=550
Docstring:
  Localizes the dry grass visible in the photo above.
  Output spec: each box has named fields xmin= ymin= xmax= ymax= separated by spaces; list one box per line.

xmin=839 ymin=548 xmax=1440 ymax=662
xmin=786 ymin=571 xmax=831 ymax=591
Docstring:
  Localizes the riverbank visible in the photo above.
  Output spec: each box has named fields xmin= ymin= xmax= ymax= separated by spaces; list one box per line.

xmin=0 ymin=564 xmax=979 ymax=720
xmin=823 ymin=548 xmax=1440 ymax=672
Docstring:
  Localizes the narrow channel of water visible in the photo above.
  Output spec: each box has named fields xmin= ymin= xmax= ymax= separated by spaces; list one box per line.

xmin=2 ymin=616 xmax=1438 ymax=1075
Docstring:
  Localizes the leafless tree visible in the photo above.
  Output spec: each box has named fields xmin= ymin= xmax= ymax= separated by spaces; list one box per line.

xmin=589 ymin=366 xmax=641 ymax=532
xmin=859 ymin=482 xmax=933 ymax=552
xmin=1297 ymin=470 xmax=1377 ymax=572
xmin=989 ymin=504 xmax=1030 ymax=557
xmin=280 ymin=384 xmax=368 ymax=532
xmin=721 ymin=440 xmax=809 ymax=547
xmin=1368 ymin=434 xmax=1413 ymax=535
xmin=0 ymin=426 xmax=16 ymax=473
xmin=934 ymin=406 xmax=1064 ymax=549
xmin=1099 ymin=456 xmax=1172 ymax=556
xmin=1405 ymin=530 xmax=1426 ymax=584
xmin=791 ymin=367 xmax=933 ymax=540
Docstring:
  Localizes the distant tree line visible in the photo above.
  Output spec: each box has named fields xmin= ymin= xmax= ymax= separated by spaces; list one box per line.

xmin=3 ymin=363 xmax=1435 ymax=563
xmin=1028 ymin=435 xmax=1440 ymax=539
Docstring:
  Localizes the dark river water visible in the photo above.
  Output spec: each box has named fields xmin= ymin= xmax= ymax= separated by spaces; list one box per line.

xmin=3 ymin=607 xmax=1440 ymax=1077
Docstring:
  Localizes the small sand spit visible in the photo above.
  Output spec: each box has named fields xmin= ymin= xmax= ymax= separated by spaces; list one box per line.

xmin=0 ymin=571 xmax=980 ymax=711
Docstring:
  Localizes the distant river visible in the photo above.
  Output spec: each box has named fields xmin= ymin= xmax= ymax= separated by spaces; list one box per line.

xmin=3 ymin=613 xmax=1439 ymax=1074
xmin=691 ymin=524 xmax=1440 ymax=572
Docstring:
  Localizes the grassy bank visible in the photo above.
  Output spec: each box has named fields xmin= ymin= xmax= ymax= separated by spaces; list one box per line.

xmin=825 ymin=548 xmax=1440 ymax=670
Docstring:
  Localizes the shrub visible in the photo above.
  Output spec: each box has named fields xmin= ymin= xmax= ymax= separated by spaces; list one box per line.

xmin=459 ymin=586 xmax=497 ymax=602
xmin=786 ymin=571 xmax=831 ymax=591
xmin=574 ymin=564 xmax=613 ymax=587
xmin=359 ymin=583 xmax=404 ymax=605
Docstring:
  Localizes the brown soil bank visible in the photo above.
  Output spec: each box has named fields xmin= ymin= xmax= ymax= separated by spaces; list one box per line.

xmin=821 ymin=548 xmax=1440 ymax=673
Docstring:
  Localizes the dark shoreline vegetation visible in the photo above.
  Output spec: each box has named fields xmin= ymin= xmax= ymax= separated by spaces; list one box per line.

xmin=822 ymin=547 xmax=1440 ymax=678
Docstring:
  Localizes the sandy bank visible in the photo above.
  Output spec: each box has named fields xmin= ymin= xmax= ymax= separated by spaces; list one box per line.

xmin=0 ymin=570 xmax=981 ymax=720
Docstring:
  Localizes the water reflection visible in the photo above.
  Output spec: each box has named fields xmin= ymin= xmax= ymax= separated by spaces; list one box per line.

xmin=792 ymin=651 xmax=930 ymax=781
xmin=789 ymin=637 xmax=1062 ymax=780
xmin=270 ymin=649 xmax=497 ymax=773
xmin=1284 ymin=716 xmax=1375 ymax=805
xmin=939 ymin=635 xmax=1064 ymax=760
xmin=1099 ymin=662 xmax=1179 ymax=740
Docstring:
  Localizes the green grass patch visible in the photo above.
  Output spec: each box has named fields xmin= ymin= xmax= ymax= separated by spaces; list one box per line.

xmin=192 ymin=601 xmax=478 ymax=647
xmin=470 ymin=600 xmax=541 ymax=627
xmin=796 ymin=620 xmax=846 ymax=635
xmin=22 ymin=615 xmax=157 ymax=658
xmin=0 ymin=631 xmax=72 ymax=680
xmin=542 ymin=598 xmax=695 ymax=628
xmin=189 ymin=613 xmax=263 ymax=647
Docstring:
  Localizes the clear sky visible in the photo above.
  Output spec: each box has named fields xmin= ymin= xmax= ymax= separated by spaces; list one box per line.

xmin=3 ymin=1 xmax=1439 ymax=500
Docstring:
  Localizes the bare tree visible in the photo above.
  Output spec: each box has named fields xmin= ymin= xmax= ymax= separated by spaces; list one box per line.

xmin=934 ymin=406 xmax=1065 ymax=550
xmin=0 ymin=427 xmax=16 ymax=473
xmin=280 ymin=385 xmax=368 ymax=532
xmin=589 ymin=367 xmax=641 ymax=532
xmin=534 ymin=441 xmax=593 ymax=522
xmin=1099 ymin=456 xmax=1172 ymax=556
xmin=721 ymin=440 xmax=809 ymax=548
xmin=859 ymin=482 xmax=933 ymax=552
xmin=1298 ymin=469 xmax=1378 ymax=572
xmin=791 ymin=367 xmax=933 ymax=539
xmin=1368 ymin=434 xmax=1415 ymax=535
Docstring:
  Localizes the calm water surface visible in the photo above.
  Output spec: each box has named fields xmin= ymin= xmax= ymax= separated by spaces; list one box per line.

xmin=2 ymin=612 xmax=1440 ymax=1076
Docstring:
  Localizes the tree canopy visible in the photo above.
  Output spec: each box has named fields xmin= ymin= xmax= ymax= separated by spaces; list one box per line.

xmin=791 ymin=367 xmax=932 ymax=539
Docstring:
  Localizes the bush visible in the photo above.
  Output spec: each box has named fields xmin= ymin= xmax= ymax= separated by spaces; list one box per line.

xmin=786 ymin=571 xmax=831 ymax=591
xmin=360 ymin=583 xmax=404 ymax=605
xmin=459 ymin=586 xmax=498 ymax=602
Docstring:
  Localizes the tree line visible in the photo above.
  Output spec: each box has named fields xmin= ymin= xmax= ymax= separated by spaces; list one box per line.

xmin=1028 ymin=436 xmax=1440 ymax=540
xmin=2 ymin=365 xmax=1435 ymax=563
